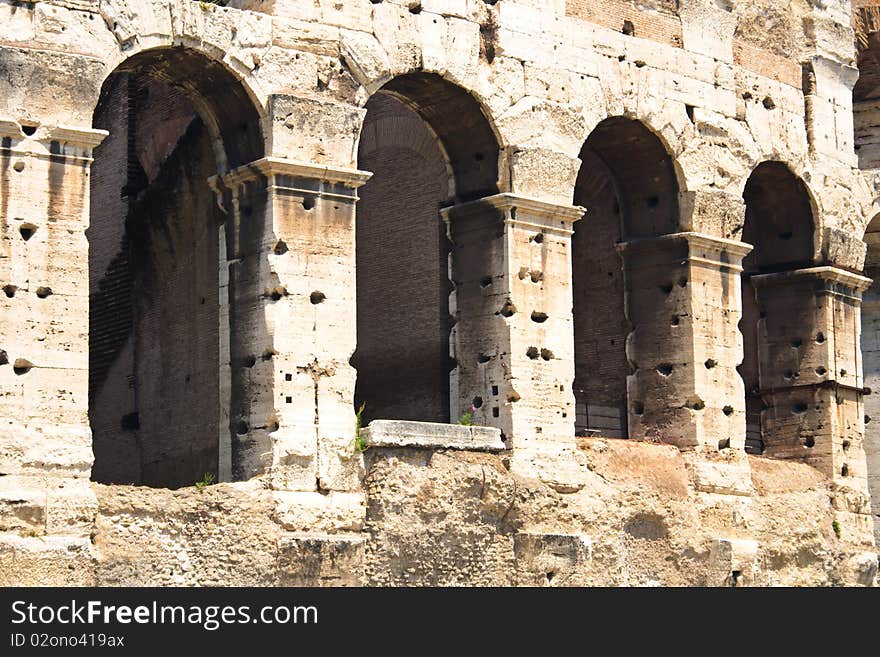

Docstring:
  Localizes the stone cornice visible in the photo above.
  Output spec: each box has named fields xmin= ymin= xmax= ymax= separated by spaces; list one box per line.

xmin=440 ymin=193 xmax=586 ymax=236
xmin=752 ymin=266 xmax=873 ymax=292
xmin=218 ymin=157 xmax=373 ymax=189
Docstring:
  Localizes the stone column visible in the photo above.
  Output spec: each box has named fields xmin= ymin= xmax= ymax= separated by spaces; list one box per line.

xmin=619 ymin=233 xmax=753 ymax=451
xmin=751 ymin=266 xmax=874 ymax=540
xmin=441 ymin=194 xmax=583 ymax=479
xmin=0 ymin=119 xmax=106 ymax=581
xmin=212 ymin=158 xmax=371 ymax=498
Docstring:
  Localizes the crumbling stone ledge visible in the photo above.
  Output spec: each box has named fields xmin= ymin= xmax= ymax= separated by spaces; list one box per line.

xmin=360 ymin=420 xmax=506 ymax=452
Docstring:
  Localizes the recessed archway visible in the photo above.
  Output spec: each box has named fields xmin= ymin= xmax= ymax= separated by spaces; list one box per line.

xmin=352 ymin=73 xmax=499 ymax=426
xmin=572 ymin=117 xmax=680 ymax=437
xmin=860 ymin=212 xmax=880 ymax=543
xmin=88 ymin=47 xmax=264 ymax=488
xmin=739 ymin=162 xmax=816 ymax=454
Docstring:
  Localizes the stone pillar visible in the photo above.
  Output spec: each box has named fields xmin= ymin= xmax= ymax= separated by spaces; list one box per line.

xmin=752 ymin=268 xmax=871 ymax=474
xmin=0 ymin=119 xmax=106 ymax=581
xmin=751 ymin=266 xmax=874 ymax=541
xmin=212 ymin=158 xmax=371 ymax=496
xmin=619 ymin=233 xmax=752 ymax=452
xmin=441 ymin=194 xmax=583 ymax=478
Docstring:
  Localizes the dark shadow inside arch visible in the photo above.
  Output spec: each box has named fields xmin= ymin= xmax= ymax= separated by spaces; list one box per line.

xmin=88 ymin=46 xmax=265 ymax=488
xmin=572 ymin=117 xmax=680 ymax=437
xmin=860 ymin=213 xmax=880 ymax=545
xmin=739 ymin=161 xmax=815 ymax=454
xmin=352 ymin=74 xmax=500 ymax=426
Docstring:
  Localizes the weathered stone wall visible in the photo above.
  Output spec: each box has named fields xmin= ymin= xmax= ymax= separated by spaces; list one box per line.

xmin=1 ymin=0 xmax=878 ymax=585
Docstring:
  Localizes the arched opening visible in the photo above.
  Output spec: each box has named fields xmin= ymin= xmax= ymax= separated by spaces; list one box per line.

xmin=352 ymin=73 xmax=499 ymax=426
xmin=88 ymin=47 xmax=264 ymax=488
xmin=739 ymin=162 xmax=816 ymax=454
xmin=572 ymin=117 xmax=680 ymax=437
xmin=853 ymin=7 xmax=880 ymax=169
xmin=861 ymin=213 xmax=880 ymax=542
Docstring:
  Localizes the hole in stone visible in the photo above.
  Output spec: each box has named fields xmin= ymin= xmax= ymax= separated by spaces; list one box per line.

xmin=803 ymin=435 xmax=815 ymax=448
xmin=731 ymin=571 xmax=742 ymax=586
xmin=723 ymin=405 xmax=734 ymax=416
xmin=120 ymin=412 xmax=140 ymax=431
xmin=687 ymin=396 xmax=705 ymax=411
xmin=793 ymin=402 xmax=808 ymax=414
xmin=677 ymin=277 xmax=688 ymax=287
xmin=473 ymin=396 xmax=484 ymax=409
xmin=841 ymin=463 xmax=849 ymax=477
xmin=816 ymin=366 xmax=827 ymax=376
xmin=647 ymin=196 xmax=660 ymax=209
xmin=268 ymin=287 xmax=287 ymax=302
xmin=243 ymin=355 xmax=257 ymax=368
xmin=310 ymin=291 xmax=326 ymax=305
xmin=546 ymin=571 xmax=555 ymax=583
xmin=478 ymin=353 xmax=491 ymax=364
xmin=508 ymin=391 xmax=521 ymax=403
xmin=657 ymin=363 xmax=674 ymax=376
xmin=20 ymin=124 xmax=37 ymax=136
xmin=408 ymin=2 xmax=421 ymax=13
xmin=532 ymin=233 xmax=544 ymax=244
xmin=705 ymin=359 xmax=717 ymax=369
xmin=718 ymin=438 xmax=730 ymax=450
xmin=492 ymin=385 xmax=499 ymax=396
xmin=784 ymin=370 xmax=795 ymax=380
xmin=35 ymin=287 xmax=52 ymax=299
xmin=540 ymin=348 xmax=554 ymax=361
xmin=526 ymin=347 xmax=539 ymax=360
xmin=12 ymin=359 xmax=33 ymax=375
xmin=843 ymin=438 xmax=851 ymax=450
xmin=840 ymin=369 xmax=847 ymax=377
xmin=274 ymin=240 xmax=289 ymax=255
xmin=492 ymin=407 xmax=500 ymax=418
xmin=531 ymin=311 xmax=548 ymax=323
xmin=660 ymin=284 xmax=673 ymax=295
xmin=622 ymin=19 xmax=634 ymax=35
xmin=2 ymin=285 xmax=17 ymax=298
xmin=19 ymin=224 xmax=36 ymax=241
xmin=791 ymin=338 xmax=803 ymax=348
xmin=285 ymin=397 xmax=292 ymax=404
xmin=816 ymin=332 xmax=825 ymax=344
xmin=480 ymin=275 xmax=493 ymax=288
xmin=633 ymin=401 xmax=645 ymax=415
xmin=499 ymin=300 xmax=517 ymax=317
xmin=13 ymin=161 xmax=24 ymax=172
xmin=261 ymin=349 xmax=277 ymax=361
xmin=762 ymin=96 xmax=775 ymax=109
xmin=685 ymin=105 xmax=695 ymax=123
xmin=671 ymin=315 xmax=681 ymax=326
xmin=235 ymin=421 xmax=249 ymax=435
xmin=268 ymin=419 xmax=280 ymax=432
xmin=866 ymin=415 xmax=872 ymax=424
xmin=530 ymin=271 xmax=543 ymax=283
xmin=285 ymin=373 xmax=293 ymax=381
xmin=0 ymin=349 xmax=6 ymax=366
xmin=302 ymin=197 xmax=315 ymax=211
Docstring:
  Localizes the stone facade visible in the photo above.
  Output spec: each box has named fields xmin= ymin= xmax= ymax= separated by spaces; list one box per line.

xmin=1 ymin=0 xmax=879 ymax=586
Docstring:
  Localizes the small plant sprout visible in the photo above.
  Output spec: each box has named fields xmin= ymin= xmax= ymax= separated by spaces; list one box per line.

xmin=195 ymin=472 xmax=215 ymax=493
xmin=353 ymin=402 xmax=368 ymax=453
xmin=459 ymin=403 xmax=477 ymax=426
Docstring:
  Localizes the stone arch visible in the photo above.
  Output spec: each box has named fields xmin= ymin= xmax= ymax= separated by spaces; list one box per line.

xmin=861 ymin=212 xmax=880 ymax=544
xmin=352 ymin=73 xmax=501 ymax=426
xmin=572 ymin=116 xmax=682 ymax=438
xmin=853 ymin=6 xmax=880 ymax=169
xmin=88 ymin=45 xmax=266 ymax=488
xmin=739 ymin=162 xmax=817 ymax=454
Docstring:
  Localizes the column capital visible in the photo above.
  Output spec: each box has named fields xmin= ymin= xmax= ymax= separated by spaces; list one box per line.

xmin=0 ymin=119 xmax=107 ymax=160
xmin=618 ymin=231 xmax=754 ymax=270
xmin=752 ymin=266 xmax=872 ymax=293
xmin=213 ymin=157 xmax=373 ymax=194
xmin=440 ymin=193 xmax=585 ymax=235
